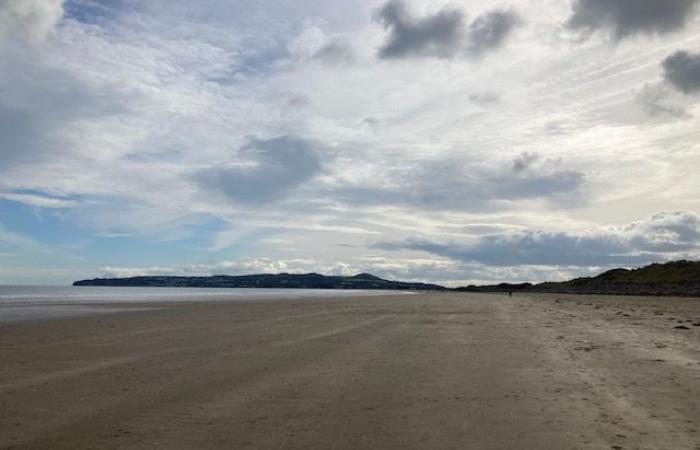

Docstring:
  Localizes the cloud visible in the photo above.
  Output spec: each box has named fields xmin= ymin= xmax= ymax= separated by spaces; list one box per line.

xmin=197 ymin=136 xmax=324 ymax=205
xmin=287 ymin=24 xmax=354 ymax=66
xmin=627 ymin=211 xmax=700 ymax=251
xmin=99 ymin=258 xmax=318 ymax=278
xmin=467 ymin=10 xmax=520 ymax=57
xmin=567 ymin=0 xmax=698 ymax=39
xmin=0 ymin=3 xmax=109 ymax=170
xmin=0 ymin=0 xmax=64 ymax=44
xmin=0 ymin=191 xmax=79 ymax=208
xmin=0 ymin=48 xmax=125 ymax=168
xmin=376 ymin=0 xmax=518 ymax=59
xmin=663 ymin=50 xmax=700 ymax=94
xmin=636 ymin=83 xmax=691 ymax=119
xmin=362 ymin=116 xmax=380 ymax=127
xmin=313 ymin=40 xmax=355 ymax=66
xmin=376 ymin=0 xmax=465 ymax=59
xmin=332 ymin=154 xmax=584 ymax=211
xmin=511 ymin=152 xmax=539 ymax=173
xmin=375 ymin=211 xmax=700 ymax=267
xmin=490 ymin=170 xmax=583 ymax=200
xmin=467 ymin=92 xmax=500 ymax=105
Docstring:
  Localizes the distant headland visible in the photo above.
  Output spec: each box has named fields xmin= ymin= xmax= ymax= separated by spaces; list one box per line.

xmin=73 ymin=272 xmax=447 ymax=291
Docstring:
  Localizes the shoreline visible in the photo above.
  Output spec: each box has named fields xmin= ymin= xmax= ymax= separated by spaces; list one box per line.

xmin=0 ymin=287 xmax=415 ymax=324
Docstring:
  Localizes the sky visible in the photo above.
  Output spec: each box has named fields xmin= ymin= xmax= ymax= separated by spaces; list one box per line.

xmin=1 ymin=0 xmax=699 ymax=286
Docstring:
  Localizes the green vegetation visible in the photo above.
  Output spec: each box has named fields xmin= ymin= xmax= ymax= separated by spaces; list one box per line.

xmin=458 ymin=260 xmax=700 ymax=297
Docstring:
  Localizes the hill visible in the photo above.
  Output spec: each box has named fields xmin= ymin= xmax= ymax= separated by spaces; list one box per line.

xmin=73 ymin=272 xmax=447 ymax=291
xmin=456 ymin=260 xmax=700 ymax=297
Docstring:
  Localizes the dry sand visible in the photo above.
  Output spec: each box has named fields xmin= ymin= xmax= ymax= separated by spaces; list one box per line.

xmin=1 ymin=292 xmax=699 ymax=449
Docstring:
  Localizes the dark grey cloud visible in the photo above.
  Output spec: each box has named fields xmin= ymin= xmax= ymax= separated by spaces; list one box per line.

xmin=376 ymin=0 xmax=464 ymax=59
xmin=197 ymin=136 xmax=323 ymax=205
xmin=376 ymin=0 xmax=518 ymax=59
xmin=663 ymin=50 xmax=700 ymax=94
xmin=375 ymin=211 xmax=700 ymax=267
xmin=567 ymin=0 xmax=698 ymax=39
xmin=332 ymin=154 xmax=584 ymax=212
xmin=467 ymin=10 xmax=520 ymax=57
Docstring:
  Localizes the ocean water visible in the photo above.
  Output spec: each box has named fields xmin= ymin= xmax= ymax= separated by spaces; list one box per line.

xmin=0 ymin=286 xmax=406 ymax=323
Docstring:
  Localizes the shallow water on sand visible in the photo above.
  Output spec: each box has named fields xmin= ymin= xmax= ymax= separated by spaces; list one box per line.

xmin=0 ymin=286 xmax=407 ymax=323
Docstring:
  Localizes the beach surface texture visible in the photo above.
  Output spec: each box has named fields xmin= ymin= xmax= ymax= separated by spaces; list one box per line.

xmin=1 ymin=292 xmax=699 ymax=449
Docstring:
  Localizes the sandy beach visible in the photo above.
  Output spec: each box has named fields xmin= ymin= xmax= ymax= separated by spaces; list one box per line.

xmin=1 ymin=292 xmax=699 ymax=450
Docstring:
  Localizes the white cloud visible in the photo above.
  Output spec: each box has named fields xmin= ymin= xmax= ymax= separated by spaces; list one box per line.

xmin=0 ymin=192 xmax=78 ymax=208
xmin=0 ymin=0 xmax=64 ymax=44
xmin=100 ymin=258 xmax=326 ymax=279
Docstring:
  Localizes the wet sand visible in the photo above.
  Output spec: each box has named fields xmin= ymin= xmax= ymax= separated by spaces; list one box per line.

xmin=1 ymin=292 xmax=699 ymax=449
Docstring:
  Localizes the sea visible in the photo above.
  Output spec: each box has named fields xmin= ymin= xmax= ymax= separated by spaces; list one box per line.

xmin=0 ymin=286 xmax=406 ymax=323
